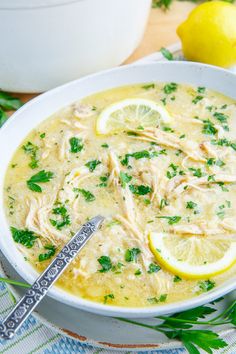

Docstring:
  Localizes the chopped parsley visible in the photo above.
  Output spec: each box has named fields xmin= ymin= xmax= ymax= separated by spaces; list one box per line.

xmin=125 ymin=248 xmax=141 ymax=262
xmin=98 ymin=174 xmax=109 ymax=187
xmin=163 ymin=82 xmax=177 ymax=94
xmin=192 ymin=95 xmax=203 ymax=104
xmin=40 ymin=132 xmax=46 ymax=139
xmin=173 ymin=275 xmax=182 ymax=283
xmin=134 ymin=269 xmax=142 ymax=276
xmin=22 ymin=141 xmax=39 ymax=169
xmin=101 ymin=143 xmax=109 ymax=148
xmin=199 ymin=280 xmax=215 ymax=292
xmin=157 ymin=215 xmax=181 ymax=225
xmin=166 ymin=163 xmax=185 ymax=179
xmin=213 ymin=112 xmax=229 ymax=128
xmin=186 ymin=201 xmax=198 ymax=209
xmin=211 ymin=138 xmax=236 ymax=151
xmin=148 ymin=263 xmax=161 ymax=274
xmin=197 ymin=87 xmax=206 ymax=94
xmin=104 ymin=293 xmax=114 ymax=303
xmin=119 ymin=171 xmax=132 ymax=188
xmin=26 ymin=170 xmax=54 ymax=192
xmin=188 ymin=167 xmax=204 ymax=178
xmin=206 ymin=158 xmax=225 ymax=167
xmin=147 ymin=294 xmax=167 ymax=304
xmin=160 ymin=198 xmax=169 ymax=210
xmin=38 ymin=245 xmax=56 ymax=262
xmin=75 ymin=188 xmax=95 ymax=202
xmin=69 ymin=137 xmax=83 ymax=153
xmin=129 ymin=184 xmax=152 ymax=195
xmin=98 ymin=256 xmax=112 ymax=272
xmin=85 ymin=159 xmax=101 ymax=172
xmin=50 ymin=204 xmax=71 ymax=230
xmin=202 ymin=119 xmax=217 ymax=135
xmin=11 ymin=227 xmax=37 ymax=248
xmin=142 ymin=83 xmax=155 ymax=90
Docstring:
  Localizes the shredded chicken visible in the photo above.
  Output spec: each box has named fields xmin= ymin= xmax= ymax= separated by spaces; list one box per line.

xmin=25 ymin=196 xmax=68 ymax=244
xmin=131 ymin=127 xmax=206 ymax=162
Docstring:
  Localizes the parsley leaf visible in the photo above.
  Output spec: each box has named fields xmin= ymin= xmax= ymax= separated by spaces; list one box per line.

xmin=157 ymin=215 xmax=181 ymax=225
xmin=188 ymin=167 xmax=204 ymax=178
xmin=69 ymin=137 xmax=83 ymax=153
xmin=0 ymin=91 xmax=23 ymax=111
xmin=192 ymin=95 xmax=203 ymax=104
xmin=142 ymin=83 xmax=155 ymax=90
xmin=163 ymin=82 xmax=177 ymax=94
xmin=186 ymin=201 xmax=197 ymax=209
xmin=125 ymin=248 xmax=141 ymax=262
xmin=26 ymin=170 xmax=54 ymax=192
xmin=22 ymin=141 xmax=39 ymax=169
xmin=197 ymin=87 xmax=205 ymax=94
xmin=98 ymin=256 xmax=112 ymax=272
xmin=104 ymin=293 xmax=114 ymax=303
xmin=148 ymin=263 xmax=161 ymax=274
xmin=76 ymin=188 xmax=95 ymax=202
xmin=199 ymin=280 xmax=215 ymax=292
xmin=129 ymin=184 xmax=152 ymax=195
xmin=50 ymin=204 xmax=71 ymax=230
xmin=38 ymin=245 xmax=56 ymax=262
xmin=120 ymin=171 xmax=132 ymax=188
xmin=11 ymin=227 xmax=37 ymax=248
xmin=0 ymin=109 xmax=8 ymax=128
xmin=160 ymin=47 xmax=173 ymax=60
xmin=202 ymin=119 xmax=217 ymax=135
xmin=85 ymin=159 xmax=101 ymax=172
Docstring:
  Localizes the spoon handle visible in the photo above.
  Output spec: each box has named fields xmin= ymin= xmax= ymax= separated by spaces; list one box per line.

xmin=0 ymin=215 xmax=104 ymax=340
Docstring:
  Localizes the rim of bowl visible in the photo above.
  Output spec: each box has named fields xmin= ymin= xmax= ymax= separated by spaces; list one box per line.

xmin=1 ymin=60 xmax=236 ymax=318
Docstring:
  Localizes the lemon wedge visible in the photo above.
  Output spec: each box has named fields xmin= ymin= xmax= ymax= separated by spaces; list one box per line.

xmin=149 ymin=232 xmax=236 ymax=279
xmin=96 ymin=98 xmax=171 ymax=135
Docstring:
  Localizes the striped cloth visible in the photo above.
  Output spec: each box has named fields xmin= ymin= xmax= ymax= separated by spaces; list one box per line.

xmin=0 ymin=278 xmax=236 ymax=354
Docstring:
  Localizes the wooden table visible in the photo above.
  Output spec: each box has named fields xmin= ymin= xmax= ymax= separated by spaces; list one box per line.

xmin=17 ymin=1 xmax=196 ymax=103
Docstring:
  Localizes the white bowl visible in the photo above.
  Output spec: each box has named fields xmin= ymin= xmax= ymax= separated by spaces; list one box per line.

xmin=0 ymin=0 xmax=151 ymax=93
xmin=1 ymin=61 xmax=236 ymax=318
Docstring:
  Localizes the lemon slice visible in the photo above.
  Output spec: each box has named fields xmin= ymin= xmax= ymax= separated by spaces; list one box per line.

xmin=149 ymin=232 xmax=236 ymax=279
xmin=96 ymin=98 xmax=171 ymax=135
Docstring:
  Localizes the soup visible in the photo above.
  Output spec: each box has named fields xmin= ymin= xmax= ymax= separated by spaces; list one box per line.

xmin=4 ymin=83 xmax=236 ymax=307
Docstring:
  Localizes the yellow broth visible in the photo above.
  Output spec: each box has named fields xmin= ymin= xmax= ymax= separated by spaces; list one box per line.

xmin=4 ymin=83 xmax=236 ymax=307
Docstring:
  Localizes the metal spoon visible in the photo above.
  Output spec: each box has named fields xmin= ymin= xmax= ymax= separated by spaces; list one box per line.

xmin=0 ymin=215 xmax=104 ymax=340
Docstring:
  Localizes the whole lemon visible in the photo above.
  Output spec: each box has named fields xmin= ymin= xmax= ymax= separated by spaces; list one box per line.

xmin=177 ymin=1 xmax=236 ymax=68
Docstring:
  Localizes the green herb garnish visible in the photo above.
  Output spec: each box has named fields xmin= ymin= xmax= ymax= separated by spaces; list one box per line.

xmin=163 ymin=83 xmax=177 ymax=94
xmin=69 ymin=137 xmax=83 ymax=153
xmin=85 ymin=159 xmax=101 ymax=172
xmin=192 ymin=96 xmax=203 ymax=104
xmin=120 ymin=171 xmax=132 ymax=188
xmin=125 ymin=248 xmax=141 ymax=262
xmin=157 ymin=216 xmax=181 ymax=225
xmin=129 ymin=184 xmax=152 ymax=195
xmin=26 ymin=170 xmax=54 ymax=192
xmin=148 ymin=263 xmax=161 ymax=274
xmin=38 ymin=245 xmax=56 ymax=262
xmin=50 ymin=204 xmax=71 ymax=230
xmin=98 ymin=256 xmax=112 ymax=272
xmin=11 ymin=227 xmax=37 ymax=248
xmin=160 ymin=47 xmax=173 ymax=60
xmin=22 ymin=141 xmax=39 ymax=169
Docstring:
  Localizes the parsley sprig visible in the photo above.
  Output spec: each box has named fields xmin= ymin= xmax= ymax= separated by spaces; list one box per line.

xmin=0 ymin=91 xmax=23 ymax=127
xmin=26 ymin=170 xmax=54 ymax=192
xmin=116 ymin=298 xmax=236 ymax=353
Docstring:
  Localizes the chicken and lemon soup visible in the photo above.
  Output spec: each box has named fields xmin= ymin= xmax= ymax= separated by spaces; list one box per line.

xmin=4 ymin=83 xmax=236 ymax=307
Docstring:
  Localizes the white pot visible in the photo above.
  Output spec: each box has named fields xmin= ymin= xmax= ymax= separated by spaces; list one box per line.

xmin=0 ymin=0 xmax=151 ymax=93
xmin=1 ymin=61 xmax=236 ymax=318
